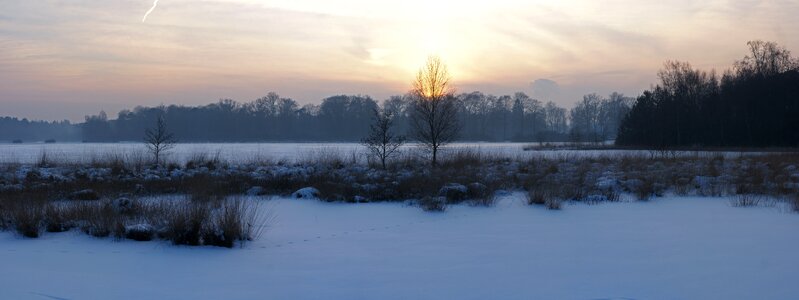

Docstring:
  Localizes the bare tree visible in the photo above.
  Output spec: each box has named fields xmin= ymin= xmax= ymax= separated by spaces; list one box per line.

xmin=144 ymin=115 xmax=177 ymax=166
xmin=410 ymin=56 xmax=460 ymax=166
xmin=735 ymin=40 xmax=799 ymax=77
xmin=362 ymin=108 xmax=405 ymax=169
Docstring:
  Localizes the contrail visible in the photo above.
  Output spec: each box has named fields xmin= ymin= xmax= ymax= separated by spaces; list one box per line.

xmin=142 ymin=0 xmax=159 ymax=22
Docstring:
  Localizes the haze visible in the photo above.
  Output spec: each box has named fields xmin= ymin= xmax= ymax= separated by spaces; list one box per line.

xmin=1 ymin=0 xmax=798 ymax=122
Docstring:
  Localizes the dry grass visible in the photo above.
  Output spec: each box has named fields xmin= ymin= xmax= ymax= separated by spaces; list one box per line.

xmin=634 ymin=178 xmax=656 ymax=201
xmin=467 ymin=193 xmax=497 ymax=207
xmin=730 ymin=194 xmax=761 ymax=207
xmin=203 ymin=198 xmax=264 ymax=248
xmin=5 ymin=150 xmax=799 ymax=212
xmin=0 ymin=190 xmax=267 ymax=248
xmin=545 ymin=198 xmax=562 ymax=210
xmin=792 ymin=194 xmax=799 ymax=212
xmin=185 ymin=151 xmax=226 ymax=170
xmin=162 ymin=201 xmax=210 ymax=246
xmin=527 ymin=189 xmax=549 ymax=205
xmin=419 ymin=196 xmax=447 ymax=212
xmin=10 ymin=198 xmax=46 ymax=238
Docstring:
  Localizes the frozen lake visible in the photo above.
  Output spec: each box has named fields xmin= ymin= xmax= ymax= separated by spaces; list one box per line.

xmin=0 ymin=142 xmax=758 ymax=165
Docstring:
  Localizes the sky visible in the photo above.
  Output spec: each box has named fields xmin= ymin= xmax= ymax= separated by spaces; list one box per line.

xmin=1 ymin=0 xmax=798 ymax=122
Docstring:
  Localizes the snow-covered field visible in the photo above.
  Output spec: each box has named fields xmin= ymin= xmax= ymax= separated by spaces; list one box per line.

xmin=1 ymin=194 xmax=797 ymax=300
xmin=0 ymin=142 xmax=759 ymax=165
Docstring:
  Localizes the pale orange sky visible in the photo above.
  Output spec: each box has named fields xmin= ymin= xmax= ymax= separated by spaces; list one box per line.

xmin=1 ymin=0 xmax=798 ymax=121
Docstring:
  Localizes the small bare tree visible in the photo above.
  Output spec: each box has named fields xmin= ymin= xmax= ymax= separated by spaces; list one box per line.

xmin=144 ymin=115 xmax=177 ymax=166
xmin=362 ymin=108 xmax=405 ymax=169
xmin=410 ymin=56 xmax=460 ymax=166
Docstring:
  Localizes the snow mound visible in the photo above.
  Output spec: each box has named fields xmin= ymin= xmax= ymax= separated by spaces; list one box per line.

xmin=292 ymin=187 xmax=320 ymax=199
xmin=438 ymin=183 xmax=468 ymax=203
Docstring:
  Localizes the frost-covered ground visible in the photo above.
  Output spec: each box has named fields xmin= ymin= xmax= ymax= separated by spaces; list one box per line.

xmin=1 ymin=195 xmax=798 ymax=300
xmin=0 ymin=142 xmax=756 ymax=164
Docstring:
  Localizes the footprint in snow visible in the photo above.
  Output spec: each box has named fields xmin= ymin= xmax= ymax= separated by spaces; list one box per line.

xmin=30 ymin=292 xmax=71 ymax=300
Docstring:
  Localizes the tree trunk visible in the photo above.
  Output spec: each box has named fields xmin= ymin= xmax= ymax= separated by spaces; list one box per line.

xmin=432 ymin=146 xmax=438 ymax=166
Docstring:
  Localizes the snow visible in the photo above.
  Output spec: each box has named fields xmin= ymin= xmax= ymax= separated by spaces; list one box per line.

xmin=0 ymin=142 xmax=764 ymax=165
xmin=291 ymin=187 xmax=320 ymax=199
xmin=1 ymin=195 xmax=798 ymax=300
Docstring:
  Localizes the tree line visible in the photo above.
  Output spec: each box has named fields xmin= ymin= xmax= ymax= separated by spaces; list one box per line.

xmin=617 ymin=41 xmax=799 ymax=148
xmin=0 ymin=117 xmax=79 ymax=142
xmin=5 ymin=91 xmax=630 ymax=144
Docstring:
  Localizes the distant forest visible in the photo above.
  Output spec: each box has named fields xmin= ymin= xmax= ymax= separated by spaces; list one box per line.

xmin=2 ymin=92 xmax=632 ymax=143
xmin=0 ymin=117 xmax=80 ymax=142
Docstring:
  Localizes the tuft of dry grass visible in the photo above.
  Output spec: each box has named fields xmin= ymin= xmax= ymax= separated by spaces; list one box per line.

xmin=468 ymin=194 xmax=496 ymax=207
xmin=162 ymin=201 xmax=210 ymax=246
xmin=1 ymin=192 xmax=49 ymax=238
xmin=185 ymin=151 xmax=225 ymax=170
xmin=11 ymin=199 xmax=46 ymax=238
xmin=419 ymin=196 xmax=447 ymax=212
xmin=635 ymin=178 xmax=656 ymax=201
xmin=44 ymin=203 xmax=73 ymax=233
xmin=545 ymin=198 xmax=562 ymax=210
xmin=792 ymin=194 xmax=799 ymax=212
xmin=730 ymin=194 xmax=761 ymax=207
xmin=527 ymin=188 xmax=549 ymax=205
xmin=203 ymin=198 xmax=264 ymax=248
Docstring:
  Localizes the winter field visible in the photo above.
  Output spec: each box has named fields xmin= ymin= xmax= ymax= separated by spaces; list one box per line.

xmin=2 ymin=143 xmax=799 ymax=299
xmin=1 ymin=194 xmax=798 ymax=300
xmin=0 ymin=142 xmax=763 ymax=165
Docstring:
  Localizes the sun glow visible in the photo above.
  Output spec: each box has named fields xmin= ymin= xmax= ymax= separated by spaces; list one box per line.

xmin=232 ymin=0 xmax=517 ymax=79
